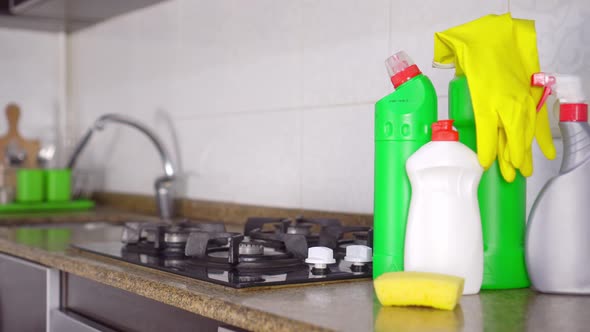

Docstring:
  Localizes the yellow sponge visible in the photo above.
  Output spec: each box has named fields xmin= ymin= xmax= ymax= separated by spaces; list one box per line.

xmin=374 ymin=271 xmax=464 ymax=310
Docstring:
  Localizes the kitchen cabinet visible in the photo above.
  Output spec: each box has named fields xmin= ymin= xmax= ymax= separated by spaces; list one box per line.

xmin=63 ymin=273 xmax=247 ymax=332
xmin=0 ymin=0 xmax=166 ymax=32
xmin=0 ymin=253 xmax=246 ymax=332
xmin=0 ymin=253 xmax=48 ymax=332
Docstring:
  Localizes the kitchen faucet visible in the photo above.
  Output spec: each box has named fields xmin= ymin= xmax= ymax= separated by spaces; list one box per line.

xmin=67 ymin=113 xmax=176 ymax=220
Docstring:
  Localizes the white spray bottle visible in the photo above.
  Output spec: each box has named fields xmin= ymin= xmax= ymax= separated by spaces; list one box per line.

xmin=527 ymin=72 xmax=590 ymax=294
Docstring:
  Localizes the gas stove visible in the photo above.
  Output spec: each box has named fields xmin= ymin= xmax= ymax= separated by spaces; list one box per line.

xmin=74 ymin=217 xmax=373 ymax=289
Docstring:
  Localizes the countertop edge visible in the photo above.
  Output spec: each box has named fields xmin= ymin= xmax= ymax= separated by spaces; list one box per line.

xmin=0 ymin=239 xmax=333 ymax=332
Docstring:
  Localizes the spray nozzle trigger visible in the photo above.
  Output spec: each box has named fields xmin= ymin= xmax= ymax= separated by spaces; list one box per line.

xmin=532 ymin=72 xmax=557 ymax=112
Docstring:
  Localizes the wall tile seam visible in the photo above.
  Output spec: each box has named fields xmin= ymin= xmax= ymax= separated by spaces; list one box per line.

xmin=298 ymin=0 xmax=306 ymax=210
xmin=170 ymin=93 xmax=450 ymax=121
xmin=171 ymin=102 xmax=371 ymax=120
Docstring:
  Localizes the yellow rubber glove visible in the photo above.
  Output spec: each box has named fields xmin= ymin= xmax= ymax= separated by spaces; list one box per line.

xmin=434 ymin=13 xmax=556 ymax=181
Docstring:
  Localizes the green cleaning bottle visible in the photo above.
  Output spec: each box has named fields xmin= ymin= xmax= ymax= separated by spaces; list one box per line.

xmin=449 ymin=75 xmax=529 ymax=289
xmin=373 ymin=51 xmax=437 ymax=278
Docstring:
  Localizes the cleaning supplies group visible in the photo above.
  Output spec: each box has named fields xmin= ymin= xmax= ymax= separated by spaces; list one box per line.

xmin=373 ymin=13 xmax=569 ymax=308
xmin=374 ymin=50 xmax=483 ymax=299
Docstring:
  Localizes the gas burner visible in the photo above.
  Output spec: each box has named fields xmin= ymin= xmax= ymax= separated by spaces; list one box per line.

xmin=183 ymin=231 xmax=306 ymax=271
xmin=246 ymin=217 xmax=341 ymax=247
xmin=239 ymin=241 xmax=264 ymax=255
xmin=164 ymin=229 xmax=190 ymax=244
xmin=163 ymin=225 xmax=195 ymax=244
xmin=121 ymin=220 xmax=227 ymax=257
xmin=286 ymin=223 xmax=313 ymax=235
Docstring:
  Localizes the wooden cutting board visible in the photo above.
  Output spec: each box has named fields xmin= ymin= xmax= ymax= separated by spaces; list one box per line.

xmin=0 ymin=104 xmax=40 ymax=168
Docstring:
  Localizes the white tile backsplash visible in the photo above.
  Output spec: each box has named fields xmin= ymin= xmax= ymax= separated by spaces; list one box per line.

xmin=68 ymin=1 xmax=182 ymax=131
xmin=124 ymin=1 xmax=181 ymax=117
xmin=69 ymin=29 xmax=140 ymax=129
xmin=63 ymin=0 xmax=590 ymax=214
xmin=301 ymin=104 xmax=373 ymax=213
xmin=177 ymin=110 xmax=302 ymax=208
xmin=0 ymin=26 xmax=64 ymax=141
xmin=175 ymin=0 xmax=303 ymax=116
xmin=302 ymin=0 xmax=391 ymax=106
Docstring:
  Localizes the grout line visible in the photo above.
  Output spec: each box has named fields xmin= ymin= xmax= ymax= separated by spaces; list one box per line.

xmin=299 ymin=1 xmax=305 ymax=211
xmin=63 ymin=27 xmax=77 ymax=162
xmin=387 ymin=0 xmax=393 ymax=53
xmin=56 ymin=28 xmax=68 ymax=167
xmin=172 ymin=100 xmax=380 ymax=120
xmin=298 ymin=108 xmax=304 ymax=211
xmin=300 ymin=0 xmax=306 ymax=109
xmin=172 ymin=94 xmax=450 ymax=121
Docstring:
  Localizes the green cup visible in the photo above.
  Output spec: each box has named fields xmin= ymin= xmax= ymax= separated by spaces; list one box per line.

xmin=46 ymin=169 xmax=72 ymax=202
xmin=16 ymin=169 xmax=45 ymax=202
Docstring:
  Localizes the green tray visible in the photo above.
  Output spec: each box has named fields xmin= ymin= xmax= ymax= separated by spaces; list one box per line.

xmin=0 ymin=199 xmax=95 ymax=213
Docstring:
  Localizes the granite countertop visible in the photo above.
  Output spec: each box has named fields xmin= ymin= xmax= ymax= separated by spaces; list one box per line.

xmin=0 ymin=206 xmax=159 ymax=225
xmin=1 ymin=218 xmax=590 ymax=331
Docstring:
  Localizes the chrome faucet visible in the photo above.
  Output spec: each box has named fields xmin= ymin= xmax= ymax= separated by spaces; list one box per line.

xmin=67 ymin=114 xmax=176 ymax=220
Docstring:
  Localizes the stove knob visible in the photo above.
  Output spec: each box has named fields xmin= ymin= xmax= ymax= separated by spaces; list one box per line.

xmin=344 ymin=245 xmax=373 ymax=264
xmin=305 ymin=246 xmax=336 ymax=269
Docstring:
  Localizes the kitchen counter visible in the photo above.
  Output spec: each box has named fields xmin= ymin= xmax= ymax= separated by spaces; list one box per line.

xmin=1 ymin=222 xmax=589 ymax=332
xmin=0 ymin=206 xmax=158 ymax=225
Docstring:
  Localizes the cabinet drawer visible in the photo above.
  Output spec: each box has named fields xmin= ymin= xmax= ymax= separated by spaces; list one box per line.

xmin=64 ymin=274 xmax=246 ymax=332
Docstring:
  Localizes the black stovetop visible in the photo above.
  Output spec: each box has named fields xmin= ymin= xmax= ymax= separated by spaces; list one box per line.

xmin=74 ymin=217 xmax=373 ymax=289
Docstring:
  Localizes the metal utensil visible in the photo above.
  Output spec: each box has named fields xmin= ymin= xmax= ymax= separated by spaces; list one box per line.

xmin=0 ymin=186 xmax=14 ymax=204
xmin=0 ymin=164 xmax=14 ymax=204
xmin=37 ymin=143 xmax=56 ymax=168
xmin=5 ymin=140 xmax=26 ymax=167
xmin=0 ymin=104 xmax=41 ymax=168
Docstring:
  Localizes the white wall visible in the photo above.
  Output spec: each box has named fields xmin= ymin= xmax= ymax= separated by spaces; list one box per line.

xmin=68 ymin=0 xmax=590 ymax=214
xmin=0 ymin=19 xmax=65 ymax=160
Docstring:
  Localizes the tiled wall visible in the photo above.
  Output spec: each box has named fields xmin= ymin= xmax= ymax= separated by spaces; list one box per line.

xmin=0 ymin=19 xmax=65 ymax=155
xmin=68 ymin=0 xmax=589 ymax=214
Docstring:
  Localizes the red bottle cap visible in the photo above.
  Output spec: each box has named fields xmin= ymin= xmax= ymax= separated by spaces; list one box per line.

xmin=385 ymin=51 xmax=422 ymax=88
xmin=390 ymin=65 xmax=422 ymax=88
xmin=560 ymin=103 xmax=588 ymax=122
xmin=432 ymin=120 xmax=459 ymax=141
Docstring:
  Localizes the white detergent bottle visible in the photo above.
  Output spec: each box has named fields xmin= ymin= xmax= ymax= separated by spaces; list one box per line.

xmin=404 ymin=119 xmax=484 ymax=295
xmin=527 ymin=73 xmax=590 ymax=294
